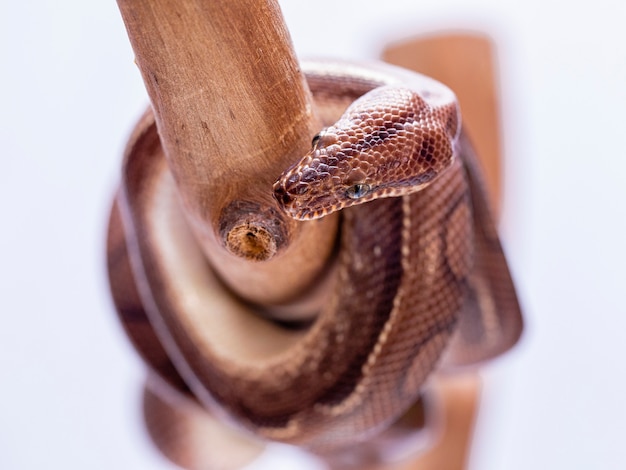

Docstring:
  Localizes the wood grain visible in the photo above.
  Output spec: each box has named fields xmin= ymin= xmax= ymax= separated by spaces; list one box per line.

xmin=116 ymin=0 xmax=338 ymax=311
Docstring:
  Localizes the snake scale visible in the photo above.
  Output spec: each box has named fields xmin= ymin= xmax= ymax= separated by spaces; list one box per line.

xmin=108 ymin=60 xmax=523 ymax=454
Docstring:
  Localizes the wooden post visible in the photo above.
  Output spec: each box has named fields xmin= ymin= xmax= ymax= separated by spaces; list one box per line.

xmin=116 ymin=0 xmax=338 ymax=311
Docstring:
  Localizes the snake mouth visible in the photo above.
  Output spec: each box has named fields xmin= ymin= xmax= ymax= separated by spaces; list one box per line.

xmin=273 ymin=183 xmax=340 ymax=220
xmin=284 ymin=202 xmax=338 ymax=221
xmin=289 ymin=205 xmax=339 ymax=221
xmin=273 ymin=183 xmax=307 ymax=219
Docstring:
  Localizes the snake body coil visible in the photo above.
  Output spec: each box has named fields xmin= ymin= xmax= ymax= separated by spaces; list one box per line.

xmin=111 ymin=60 xmax=522 ymax=452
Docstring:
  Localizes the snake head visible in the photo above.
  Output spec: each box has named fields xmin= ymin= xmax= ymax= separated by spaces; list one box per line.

xmin=273 ymin=131 xmax=380 ymax=220
xmin=273 ymin=86 xmax=459 ymax=220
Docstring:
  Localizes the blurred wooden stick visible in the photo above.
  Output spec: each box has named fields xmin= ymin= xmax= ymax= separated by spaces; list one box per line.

xmin=406 ymin=374 xmax=481 ymax=470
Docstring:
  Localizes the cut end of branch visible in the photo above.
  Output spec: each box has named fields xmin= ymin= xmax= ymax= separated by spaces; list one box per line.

xmin=225 ymin=223 xmax=277 ymax=261
xmin=219 ymin=200 xmax=290 ymax=262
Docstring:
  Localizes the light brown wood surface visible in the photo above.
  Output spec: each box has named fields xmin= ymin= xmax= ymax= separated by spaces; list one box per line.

xmin=405 ymin=375 xmax=480 ymax=470
xmin=117 ymin=0 xmax=337 ymax=312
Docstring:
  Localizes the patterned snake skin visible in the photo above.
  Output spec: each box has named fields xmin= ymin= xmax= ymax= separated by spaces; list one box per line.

xmin=108 ymin=60 xmax=523 ymax=456
xmin=274 ymin=82 xmax=459 ymax=219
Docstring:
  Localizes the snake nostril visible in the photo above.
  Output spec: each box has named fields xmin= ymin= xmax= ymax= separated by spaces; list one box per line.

xmin=282 ymin=192 xmax=293 ymax=205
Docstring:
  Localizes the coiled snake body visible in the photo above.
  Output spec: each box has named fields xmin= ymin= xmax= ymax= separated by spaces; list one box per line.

xmin=109 ymin=60 xmax=522 ymax=453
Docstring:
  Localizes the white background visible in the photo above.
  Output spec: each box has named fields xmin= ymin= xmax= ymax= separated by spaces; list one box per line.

xmin=1 ymin=0 xmax=625 ymax=469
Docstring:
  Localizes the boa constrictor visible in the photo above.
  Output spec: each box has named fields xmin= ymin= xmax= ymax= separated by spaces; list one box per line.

xmin=108 ymin=60 xmax=522 ymax=455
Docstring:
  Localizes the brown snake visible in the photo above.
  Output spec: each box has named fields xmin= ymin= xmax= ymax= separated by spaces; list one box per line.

xmin=109 ymin=60 xmax=523 ymax=454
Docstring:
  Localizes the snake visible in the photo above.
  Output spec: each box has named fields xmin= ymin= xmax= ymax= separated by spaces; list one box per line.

xmin=108 ymin=60 xmax=523 ymax=455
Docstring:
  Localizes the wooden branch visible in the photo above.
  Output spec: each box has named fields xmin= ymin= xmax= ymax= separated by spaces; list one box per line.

xmin=116 ymin=0 xmax=338 ymax=311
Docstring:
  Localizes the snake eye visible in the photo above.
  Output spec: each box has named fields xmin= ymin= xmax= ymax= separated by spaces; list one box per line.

xmin=346 ymin=183 xmax=371 ymax=199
